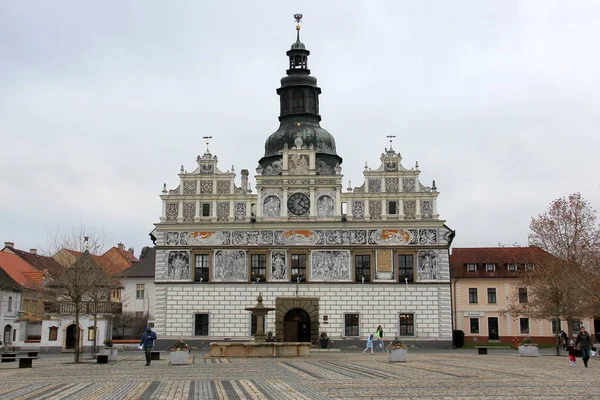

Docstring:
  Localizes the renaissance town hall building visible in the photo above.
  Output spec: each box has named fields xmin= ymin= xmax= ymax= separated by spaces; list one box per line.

xmin=152 ymin=19 xmax=455 ymax=347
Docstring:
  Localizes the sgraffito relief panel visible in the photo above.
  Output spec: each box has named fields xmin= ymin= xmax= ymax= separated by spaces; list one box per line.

xmin=212 ymin=250 xmax=247 ymax=282
xmin=183 ymin=181 xmax=197 ymax=195
xmin=404 ymin=200 xmax=416 ymax=219
xmin=182 ymin=203 xmax=195 ymax=222
xmin=352 ymin=200 xmax=364 ymax=220
xmin=270 ymin=250 xmax=287 ymax=281
xmin=164 ymin=228 xmax=436 ymax=246
xmin=234 ymin=202 xmax=246 ymax=220
xmin=375 ymin=249 xmax=393 ymax=280
xmin=316 ymin=194 xmax=335 ymax=218
xmin=369 ymin=200 xmax=382 ymax=220
xmin=310 ymin=250 xmax=351 ymax=282
xmin=385 ymin=177 xmax=399 ymax=192
xmin=217 ymin=202 xmax=230 ymax=221
xmin=200 ymin=180 xmax=213 ymax=194
xmin=417 ymin=249 xmax=441 ymax=281
xmin=217 ymin=181 xmax=230 ymax=195
xmin=402 ymin=178 xmax=416 ymax=192
xmin=166 ymin=203 xmax=178 ymax=222
xmin=167 ymin=251 xmax=190 ymax=280
xmin=263 ymin=195 xmax=281 ymax=219
xmin=368 ymin=178 xmax=381 ymax=193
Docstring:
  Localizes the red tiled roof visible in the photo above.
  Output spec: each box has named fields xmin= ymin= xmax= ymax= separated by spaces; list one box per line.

xmin=6 ymin=248 xmax=64 ymax=276
xmin=0 ymin=252 xmax=45 ymax=290
xmin=450 ymin=247 xmax=551 ymax=278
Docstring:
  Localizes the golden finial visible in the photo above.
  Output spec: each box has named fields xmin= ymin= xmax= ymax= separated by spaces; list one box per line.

xmin=296 ymin=122 xmax=301 ymax=127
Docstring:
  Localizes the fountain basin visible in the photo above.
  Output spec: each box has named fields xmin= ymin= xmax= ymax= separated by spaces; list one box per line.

xmin=210 ymin=342 xmax=311 ymax=357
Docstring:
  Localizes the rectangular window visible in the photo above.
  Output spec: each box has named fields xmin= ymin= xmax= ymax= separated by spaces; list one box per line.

xmin=551 ymin=319 xmax=558 ymax=335
xmin=399 ymin=313 xmax=415 ymax=336
xmin=355 ymin=255 xmax=371 ymax=282
xmin=194 ymin=254 xmax=209 ymax=282
xmin=468 ymin=288 xmax=478 ymax=304
xmin=136 ymin=284 xmax=145 ymax=299
xmin=470 ymin=318 xmax=479 ymax=334
xmin=8 ymin=296 xmax=12 ymax=312
xmin=525 ymin=263 xmax=534 ymax=271
xmin=486 ymin=263 xmax=495 ymax=271
xmin=487 ymin=288 xmax=497 ymax=304
xmin=467 ymin=263 xmax=477 ymax=272
xmin=49 ymin=326 xmax=58 ymax=341
xmin=202 ymin=203 xmax=210 ymax=217
xmin=88 ymin=327 xmax=96 ymax=341
xmin=251 ymin=314 xmax=266 ymax=336
xmin=251 ymin=254 xmax=267 ymax=282
xmin=344 ymin=314 xmax=359 ymax=336
xmin=387 ymin=201 xmax=397 ymax=215
xmin=520 ymin=318 xmax=529 ymax=334
xmin=507 ymin=263 xmax=517 ymax=271
xmin=572 ymin=320 xmax=582 ymax=332
xmin=518 ymin=288 xmax=528 ymax=303
xmin=398 ymin=255 xmax=414 ymax=282
xmin=194 ymin=313 xmax=209 ymax=336
xmin=291 ymin=254 xmax=306 ymax=282
xmin=111 ymin=289 xmax=121 ymax=302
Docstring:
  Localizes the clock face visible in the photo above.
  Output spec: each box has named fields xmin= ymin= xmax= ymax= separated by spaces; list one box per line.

xmin=385 ymin=162 xmax=397 ymax=171
xmin=287 ymin=193 xmax=310 ymax=216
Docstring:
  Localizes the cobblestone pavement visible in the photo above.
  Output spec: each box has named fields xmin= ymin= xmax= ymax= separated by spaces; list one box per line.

xmin=0 ymin=351 xmax=597 ymax=399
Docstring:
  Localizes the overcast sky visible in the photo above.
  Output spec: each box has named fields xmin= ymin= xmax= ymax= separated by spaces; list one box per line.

xmin=1 ymin=1 xmax=599 ymax=255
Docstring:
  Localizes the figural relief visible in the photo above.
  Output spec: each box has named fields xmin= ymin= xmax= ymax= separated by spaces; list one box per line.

xmin=270 ymin=250 xmax=287 ymax=281
xmin=167 ymin=251 xmax=190 ymax=280
xmin=263 ymin=195 xmax=281 ymax=219
xmin=288 ymin=154 xmax=309 ymax=175
xmin=310 ymin=250 xmax=351 ymax=282
xmin=263 ymin=159 xmax=283 ymax=176
xmin=212 ymin=250 xmax=247 ymax=282
xmin=418 ymin=250 xmax=439 ymax=280
xmin=316 ymin=194 xmax=335 ymax=218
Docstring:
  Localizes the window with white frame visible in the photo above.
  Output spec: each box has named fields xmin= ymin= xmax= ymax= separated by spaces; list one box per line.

xmin=194 ymin=313 xmax=209 ymax=336
xmin=136 ymin=284 xmax=145 ymax=299
xmin=507 ymin=263 xmax=517 ymax=272
xmin=344 ymin=314 xmax=359 ymax=336
xmin=467 ymin=263 xmax=477 ymax=272
xmin=486 ymin=263 xmax=495 ymax=271
xmin=525 ymin=263 xmax=534 ymax=271
xmin=518 ymin=288 xmax=528 ymax=303
xmin=468 ymin=288 xmax=478 ymax=303
xmin=470 ymin=318 xmax=479 ymax=334
xmin=399 ymin=313 xmax=415 ymax=336
xmin=487 ymin=288 xmax=497 ymax=304
xmin=520 ymin=318 xmax=529 ymax=334
xmin=194 ymin=254 xmax=209 ymax=282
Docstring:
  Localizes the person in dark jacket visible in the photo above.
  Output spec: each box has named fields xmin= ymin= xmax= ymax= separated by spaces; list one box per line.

xmin=140 ymin=326 xmax=157 ymax=366
xmin=560 ymin=330 xmax=569 ymax=351
xmin=575 ymin=326 xmax=592 ymax=368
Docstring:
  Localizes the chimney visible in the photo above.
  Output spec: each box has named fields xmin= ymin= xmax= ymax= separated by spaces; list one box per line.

xmin=117 ymin=243 xmax=125 ymax=250
xmin=128 ymin=247 xmax=134 ymax=256
xmin=30 ymin=248 xmax=37 ymax=255
xmin=241 ymin=169 xmax=249 ymax=194
xmin=4 ymin=241 xmax=14 ymax=248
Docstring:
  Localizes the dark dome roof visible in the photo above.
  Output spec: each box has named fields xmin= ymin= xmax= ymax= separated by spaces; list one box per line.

xmin=263 ymin=121 xmax=338 ymax=159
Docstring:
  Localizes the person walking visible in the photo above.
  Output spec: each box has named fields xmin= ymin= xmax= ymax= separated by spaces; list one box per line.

xmin=560 ymin=330 xmax=569 ymax=351
xmin=140 ymin=326 xmax=157 ymax=366
xmin=376 ymin=325 xmax=385 ymax=353
xmin=363 ymin=332 xmax=374 ymax=355
xmin=575 ymin=326 xmax=593 ymax=368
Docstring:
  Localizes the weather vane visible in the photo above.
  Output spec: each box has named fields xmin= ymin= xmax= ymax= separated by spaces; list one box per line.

xmin=294 ymin=14 xmax=303 ymax=39
xmin=294 ymin=14 xmax=303 ymax=24
xmin=202 ymin=136 xmax=213 ymax=152
xmin=386 ymin=135 xmax=396 ymax=149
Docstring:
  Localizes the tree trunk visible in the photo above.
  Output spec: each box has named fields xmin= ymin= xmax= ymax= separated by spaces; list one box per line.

xmin=74 ymin=302 xmax=80 ymax=363
xmin=555 ymin=316 xmax=560 ymax=356
xmin=93 ymin=313 xmax=98 ymax=355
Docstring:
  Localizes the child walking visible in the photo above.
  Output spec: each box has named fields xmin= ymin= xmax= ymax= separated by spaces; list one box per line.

xmin=568 ymin=339 xmax=577 ymax=367
xmin=363 ymin=332 xmax=374 ymax=355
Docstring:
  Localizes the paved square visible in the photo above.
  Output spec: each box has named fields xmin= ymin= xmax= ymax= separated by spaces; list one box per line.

xmin=0 ymin=351 xmax=596 ymax=399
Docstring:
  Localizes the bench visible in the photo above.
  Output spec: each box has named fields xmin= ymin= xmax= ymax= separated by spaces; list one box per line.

xmin=1 ymin=353 xmax=17 ymax=362
xmin=151 ymin=351 xmax=160 ymax=360
xmin=94 ymin=354 xmax=109 ymax=364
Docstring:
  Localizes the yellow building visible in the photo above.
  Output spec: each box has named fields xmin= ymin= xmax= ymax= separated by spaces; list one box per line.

xmin=450 ymin=247 xmax=596 ymax=345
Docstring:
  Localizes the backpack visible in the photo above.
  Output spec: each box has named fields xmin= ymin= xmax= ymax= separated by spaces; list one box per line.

xmin=380 ymin=329 xmax=384 ymax=338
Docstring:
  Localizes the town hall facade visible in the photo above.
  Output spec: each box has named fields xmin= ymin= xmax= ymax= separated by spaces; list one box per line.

xmin=153 ymin=18 xmax=454 ymax=346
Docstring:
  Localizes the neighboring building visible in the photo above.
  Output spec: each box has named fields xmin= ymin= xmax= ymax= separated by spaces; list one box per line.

xmin=450 ymin=247 xmax=596 ymax=344
xmin=2 ymin=243 xmax=64 ymax=276
xmin=152 ymin=19 xmax=454 ymax=346
xmin=0 ymin=251 xmax=46 ymax=346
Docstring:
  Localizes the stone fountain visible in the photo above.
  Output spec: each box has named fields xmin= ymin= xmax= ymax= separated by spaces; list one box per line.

xmin=209 ymin=293 xmax=311 ymax=357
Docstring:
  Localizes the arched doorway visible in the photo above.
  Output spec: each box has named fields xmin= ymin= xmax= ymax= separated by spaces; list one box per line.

xmin=65 ymin=324 xmax=77 ymax=349
xmin=283 ymin=308 xmax=311 ymax=342
xmin=3 ymin=325 xmax=12 ymax=345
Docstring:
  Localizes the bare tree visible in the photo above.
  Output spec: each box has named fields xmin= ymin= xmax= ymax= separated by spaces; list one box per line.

xmin=503 ymin=193 xmax=600 ymax=356
xmin=43 ymin=224 xmax=115 ymax=363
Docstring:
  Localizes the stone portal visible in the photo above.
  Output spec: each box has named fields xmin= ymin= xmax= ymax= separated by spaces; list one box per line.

xmin=275 ymin=297 xmax=319 ymax=344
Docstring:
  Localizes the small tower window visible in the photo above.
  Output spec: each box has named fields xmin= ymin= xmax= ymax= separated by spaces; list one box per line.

xmin=293 ymin=89 xmax=304 ymax=113
xmin=307 ymin=90 xmax=316 ymax=113
xmin=281 ymin=91 xmax=290 ymax=115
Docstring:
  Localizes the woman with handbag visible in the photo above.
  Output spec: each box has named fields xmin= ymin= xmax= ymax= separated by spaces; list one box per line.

xmin=575 ymin=326 xmax=593 ymax=368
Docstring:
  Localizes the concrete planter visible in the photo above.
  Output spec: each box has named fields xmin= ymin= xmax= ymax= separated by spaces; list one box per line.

xmin=518 ymin=345 xmax=539 ymax=357
xmin=388 ymin=348 xmax=407 ymax=362
xmin=100 ymin=348 xmax=118 ymax=362
xmin=170 ymin=350 xmax=190 ymax=365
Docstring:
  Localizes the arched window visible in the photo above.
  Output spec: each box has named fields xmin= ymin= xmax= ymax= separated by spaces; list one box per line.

xmin=293 ymin=89 xmax=304 ymax=113
xmin=307 ymin=90 xmax=316 ymax=113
